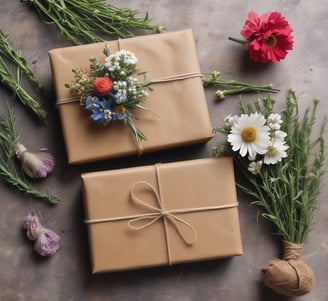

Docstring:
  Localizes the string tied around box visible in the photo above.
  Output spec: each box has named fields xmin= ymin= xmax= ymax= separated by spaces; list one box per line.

xmin=84 ymin=163 xmax=238 ymax=265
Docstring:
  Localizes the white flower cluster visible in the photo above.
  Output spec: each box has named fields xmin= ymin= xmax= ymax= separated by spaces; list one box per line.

xmin=104 ymin=50 xmax=138 ymax=72
xmin=112 ymin=76 xmax=149 ymax=104
xmin=225 ymin=112 xmax=289 ymax=174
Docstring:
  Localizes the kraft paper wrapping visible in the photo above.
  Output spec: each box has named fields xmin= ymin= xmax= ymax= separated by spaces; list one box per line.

xmin=49 ymin=30 xmax=213 ymax=164
xmin=82 ymin=157 xmax=243 ymax=273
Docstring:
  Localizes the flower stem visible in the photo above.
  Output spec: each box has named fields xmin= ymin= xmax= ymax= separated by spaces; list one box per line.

xmin=203 ymin=71 xmax=279 ymax=99
xmin=228 ymin=36 xmax=247 ymax=45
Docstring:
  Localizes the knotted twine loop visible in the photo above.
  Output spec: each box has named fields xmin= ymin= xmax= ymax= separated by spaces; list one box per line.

xmin=84 ymin=163 xmax=239 ymax=266
xmin=262 ymin=240 xmax=314 ymax=297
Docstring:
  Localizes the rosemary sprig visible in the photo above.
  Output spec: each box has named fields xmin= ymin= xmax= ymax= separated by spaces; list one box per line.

xmin=0 ymin=106 xmax=59 ymax=204
xmin=228 ymin=92 xmax=326 ymax=243
xmin=21 ymin=0 xmax=163 ymax=45
xmin=0 ymin=29 xmax=46 ymax=95
xmin=0 ymin=55 xmax=47 ymax=122
xmin=203 ymin=71 xmax=279 ymax=99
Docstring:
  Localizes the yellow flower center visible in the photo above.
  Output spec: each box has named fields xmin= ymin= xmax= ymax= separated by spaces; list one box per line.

xmin=266 ymin=35 xmax=277 ymax=47
xmin=115 ymin=105 xmax=126 ymax=114
xmin=267 ymin=145 xmax=277 ymax=156
xmin=241 ymin=127 xmax=257 ymax=142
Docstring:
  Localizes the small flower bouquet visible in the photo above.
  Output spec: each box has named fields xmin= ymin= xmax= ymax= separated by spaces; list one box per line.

xmin=213 ymin=91 xmax=326 ymax=296
xmin=65 ymin=46 xmax=152 ymax=145
xmin=229 ymin=11 xmax=294 ymax=63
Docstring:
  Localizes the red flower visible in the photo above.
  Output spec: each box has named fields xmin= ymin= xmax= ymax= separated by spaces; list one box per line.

xmin=93 ymin=77 xmax=113 ymax=96
xmin=240 ymin=11 xmax=294 ymax=63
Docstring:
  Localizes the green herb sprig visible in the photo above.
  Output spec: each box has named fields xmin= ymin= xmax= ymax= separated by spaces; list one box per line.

xmin=0 ymin=29 xmax=46 ymax=95
xmin=203 ymin=71 xmax=279 ymax=100
xmin=0 ymin=106 xmax=59 ymax=204
xmin=21 ymin=0 xmax=163 ymax=45
xmin=0 ymin=56 xmax=47 ymax=122
xmin=0 ymin=29 xmax=47 ymax=122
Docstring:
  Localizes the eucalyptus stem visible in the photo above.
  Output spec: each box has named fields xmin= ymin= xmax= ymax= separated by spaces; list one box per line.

xmin=21 ymin=0 xmax=163 ymax=45
xmin=0 ymin=106 xmax=59 ymax=204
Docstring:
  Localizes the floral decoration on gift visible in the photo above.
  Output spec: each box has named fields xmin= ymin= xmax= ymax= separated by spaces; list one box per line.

xmin=65 ymin=46 xmax=153 ymax=144
xmin=229 ymin=11 xmax=294 ymax=63
xmin=213 ymin=91 xmax=326 ymax=297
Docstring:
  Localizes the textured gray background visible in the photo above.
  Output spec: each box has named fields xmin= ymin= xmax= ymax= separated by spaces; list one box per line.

xmin=0 ymin=1 xmax=327 ymax=300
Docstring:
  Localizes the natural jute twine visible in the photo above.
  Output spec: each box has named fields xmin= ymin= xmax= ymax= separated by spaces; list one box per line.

xmin=261 ymin=240 xmax=314 ymax=296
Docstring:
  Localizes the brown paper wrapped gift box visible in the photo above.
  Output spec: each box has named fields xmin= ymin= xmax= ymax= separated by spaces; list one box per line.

xmin=82 ymin=157 xmax=243 ymax=273
xmin=48 ymin=30 xmax=213 ymax=164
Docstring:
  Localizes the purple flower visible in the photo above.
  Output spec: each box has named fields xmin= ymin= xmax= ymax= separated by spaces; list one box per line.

xmin=34 ymin=229 xmax=60 ymax=256
xmin=23 ymin=211 xmax=60 ymax=256
xmin=15 ymin=143 xmax=55 ymax=178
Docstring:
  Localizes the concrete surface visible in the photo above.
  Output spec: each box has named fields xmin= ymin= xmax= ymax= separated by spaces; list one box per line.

xmin=0 ymin=1 xmax=327 ymax=300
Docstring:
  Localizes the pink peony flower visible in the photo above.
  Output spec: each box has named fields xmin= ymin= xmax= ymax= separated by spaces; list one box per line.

xmin=240 ymin=11 xmax=294 ymax=63
xmin=15 ymin=143 xmax=55 ymax=178
xmin=23 ymin=211 xmax=60 ymax=256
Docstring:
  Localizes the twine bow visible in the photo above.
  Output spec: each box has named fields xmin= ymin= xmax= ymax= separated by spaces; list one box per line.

xmin=129 ymin=180 xmax=197 ymax=264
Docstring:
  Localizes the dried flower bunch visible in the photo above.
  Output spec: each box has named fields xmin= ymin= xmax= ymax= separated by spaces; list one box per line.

xmin=66 ymin=46 xmax=153 ymax=144
xmin=213 ymin=91 xmax=326 ymax=296
xmin=23 ymin=211 xmax=60 ymax=256
xmin=229 ymin=11 xmax=294 ymax=63
xmin=0 ymin=106 xmax=59 ymax=204
xmin=21 ymin=0 xmax=163 ymax=45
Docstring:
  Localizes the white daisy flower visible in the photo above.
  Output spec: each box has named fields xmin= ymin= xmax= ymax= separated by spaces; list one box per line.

xmin=227 ymin=113 xmax=271 ymax=158
xmin=264 ymin=139 xmax=289 ymax=165
xmin=248 ymin=160 xmax=263 ymax=175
